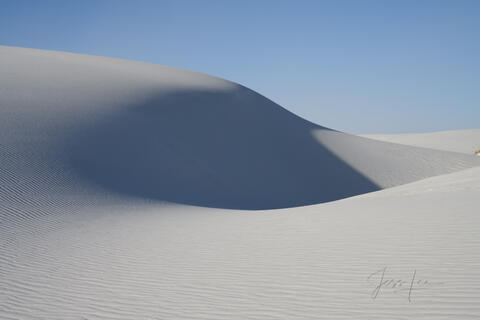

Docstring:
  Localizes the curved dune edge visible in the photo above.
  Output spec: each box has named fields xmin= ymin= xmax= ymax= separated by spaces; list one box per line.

xmin=1 ymin=45 xmax=480 ymax=212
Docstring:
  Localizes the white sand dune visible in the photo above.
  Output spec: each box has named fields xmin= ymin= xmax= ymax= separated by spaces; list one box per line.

xmin=362 ymin=129 xmax=480 ymax=155
xmin=1 ymin=46 xmax=479 ymax=211
xmin=1 ymin=46 xmax=480 ymax=319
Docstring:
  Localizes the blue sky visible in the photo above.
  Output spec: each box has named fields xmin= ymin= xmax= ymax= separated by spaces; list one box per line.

xmin=1 ymin=0 xmax=479 ymax=133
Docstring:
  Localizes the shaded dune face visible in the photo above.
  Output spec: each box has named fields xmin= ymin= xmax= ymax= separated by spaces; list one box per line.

xmin=69 ymin=87 xmax=379 ymax=210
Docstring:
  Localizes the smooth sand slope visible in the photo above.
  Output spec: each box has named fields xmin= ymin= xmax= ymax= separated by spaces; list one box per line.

xmin=1 ymin=46 xmax=480 ymax=319
xmin=363 ymin=129 xmax=480 ymax=155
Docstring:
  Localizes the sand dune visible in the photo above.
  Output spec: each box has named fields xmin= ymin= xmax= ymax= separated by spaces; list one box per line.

xmin=1 ymin=46 xmax=480 ymax=319
xmin=1 ymin=46 xmax=479 ymax=211
xmin=362 ymin=129 xmax=480 ymax=155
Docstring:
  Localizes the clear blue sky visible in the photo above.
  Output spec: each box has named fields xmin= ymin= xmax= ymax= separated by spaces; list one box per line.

xmin=1 ymin=0 xmax=479 ymax=133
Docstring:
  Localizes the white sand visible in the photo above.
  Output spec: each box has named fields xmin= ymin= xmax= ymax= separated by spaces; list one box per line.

xmin=1 ymin=46 xmax=480 ymax=319
xmin=362 ymin=129 xmax=480 ymax=155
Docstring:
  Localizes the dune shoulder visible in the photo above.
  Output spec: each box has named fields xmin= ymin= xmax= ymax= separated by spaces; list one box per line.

xmin=361 ymin=129 xmax=480 ymax=155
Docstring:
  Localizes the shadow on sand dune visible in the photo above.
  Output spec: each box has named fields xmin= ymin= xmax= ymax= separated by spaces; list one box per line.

xmin=68 ymin=86 xmax=379 ymax=210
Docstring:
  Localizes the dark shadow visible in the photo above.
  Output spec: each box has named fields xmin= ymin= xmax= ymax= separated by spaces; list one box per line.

xmin=67 ymin=85 xmax=380 ymax=210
